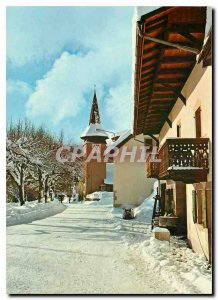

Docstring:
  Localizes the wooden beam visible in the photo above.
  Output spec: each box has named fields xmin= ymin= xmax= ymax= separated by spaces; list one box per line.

xmin=158 ymin=68 xmax=190 ymax=75
xmin=167 ymin=23 xmax=206 ymax=33
xmin=166 ymin=117 xmax=172 ymax=128
xmin=140 ymin=74 xmax=154 ymax=83
xmin=142 ymin=27 xmax=169 ymax=134
xmin=151 ymin=108 xmax=172 ymax=128
xmin=156 ymin=77 xmax=188 ymax=83
xmin=146 ymin=14 xmax=169 ymax=27
xmin=161 ymin=83 xmax=186 ymax=105
xmin=161 ymin=56 xmax=195 ymax=63
xmin=142 ymin=53 xmax=159 ymax=65
xmin=137 ymin=24 xmax=199 ymax=54
xmin=148 ymin=134 xmax=159 ymax=146
xmin=178 ymin=32 xmax=202 ymax=49
xmin=141 ymin=66 xmax=155 ymax=75
xmin=151 ymin=103 xmax=173 ymax=106
xmin=146 ymin=19 xmax=168 ymax=34
xmin=151 ymin=94 xmax=175 ymax=99
xmin=153 ymin=87 xmax=180 ymax=92
xmin=139 ymin=97 xmax=149 ymax=103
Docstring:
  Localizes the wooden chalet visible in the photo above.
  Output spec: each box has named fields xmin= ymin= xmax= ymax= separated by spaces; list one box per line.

xmin=133 ymin=6 xmax=212 ymax=262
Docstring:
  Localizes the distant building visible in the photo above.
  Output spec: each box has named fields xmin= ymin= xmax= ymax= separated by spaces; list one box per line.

xmin=106 ymin=130 xmax=156 ymax=207
xmin=80 ymin=90 xmax=155 ymax=205
xmin=80 ymin=90 xmax=108 ymax=196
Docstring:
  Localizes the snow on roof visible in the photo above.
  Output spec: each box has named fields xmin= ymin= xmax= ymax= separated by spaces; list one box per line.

xmin=106 ymin=129 xmax=132 ymax=152
xmin=80 ymin=123 xmax=108 ymax=139
xmin=104 ymin=163 xmax=113 ymax=185
xmin=168 ymin=166 xmax=204 ymax=170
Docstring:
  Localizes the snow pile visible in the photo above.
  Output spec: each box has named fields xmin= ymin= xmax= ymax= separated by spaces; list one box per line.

xmin=104 ymin=163 xmax=113 ymax=185
xmin=111 ymin=181 xmax=158 ymax=224
xmin=110 ymin=183 xmax=157 ymax=234
xmin=109 ymin=181 xmax=212 ymax=294
xmin=111 ymin=215 xmax=212 ymax=294
xmin=85 ymin=191 xmax=113 ymax=206
xmin=134 ymin=181 xmax=158 ymax=222
xmin=7 ymin=199 xmax=66 ymax=226
xmin=139 ymin=236 xmax=212 ymax=294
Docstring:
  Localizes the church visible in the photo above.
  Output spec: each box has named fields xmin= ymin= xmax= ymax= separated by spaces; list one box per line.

xmin=80 ymin=89 xmax=109 ymax=196
xmin=80 ymin=89 xmax=155 ymax=206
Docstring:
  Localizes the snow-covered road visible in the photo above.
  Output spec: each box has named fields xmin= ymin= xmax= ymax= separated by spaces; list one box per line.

xmin=7 ymin=203 xmax=177 ymax=294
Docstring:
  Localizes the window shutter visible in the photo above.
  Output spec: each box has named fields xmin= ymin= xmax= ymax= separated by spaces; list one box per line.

xmin=144 ymin=138 xmax=153 ymax=151
xmin=169 ymin=189 xmax=174 ymax=214
xmin=195 ymin=108 xmax=201 ymax=138
xmin=192 ymin=190 xmax=197 ymax=223
xmin=196 ymin=190 xmax=202 ymax=224
xmin=202 ymin=190 xmax=207 ymax=228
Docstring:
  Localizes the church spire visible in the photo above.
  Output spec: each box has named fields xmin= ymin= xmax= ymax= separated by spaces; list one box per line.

xmin=89 ymin=87 xmax=101 ymax=125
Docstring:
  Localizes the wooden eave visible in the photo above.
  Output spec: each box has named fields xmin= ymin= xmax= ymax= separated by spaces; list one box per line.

xmin=198 ymin=29 xmax=212 ymax=67
xmin=133 ymin=6 xmax=207 ymax=136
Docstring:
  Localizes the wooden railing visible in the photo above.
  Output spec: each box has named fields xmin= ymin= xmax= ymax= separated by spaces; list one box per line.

xmin=146 ymin=153 xmax=160 ymax=178
xmin=146 ymin=138 xmax=210 ymax=182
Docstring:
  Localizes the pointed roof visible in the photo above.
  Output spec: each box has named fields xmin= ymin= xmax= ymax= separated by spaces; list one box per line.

xmin=105 ymin=129 xmax=132 ymax=155
xmin=89 ymin=90 xmax=101 ymax=124
xmin=80 ymin=89 xmax=108 ymax=143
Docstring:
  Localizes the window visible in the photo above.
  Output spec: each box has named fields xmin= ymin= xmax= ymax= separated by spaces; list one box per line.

xmin=177 ymin=123 xmax=181 ymax=137
xmin=195 ymin=107 xmax=202 ymax=138
xmin=192 ymin=188 xmax=207 ymax=227
xmin=165 ymin=188 xmax=174 ymax=215
xmin=144 ymin=138 xmax=153 ymax=151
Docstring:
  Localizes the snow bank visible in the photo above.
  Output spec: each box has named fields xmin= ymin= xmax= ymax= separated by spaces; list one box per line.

xmin=7 ymin=199 xmax=66 ymax=226
xmin=85 ymin=191 xmax=113 ymax=206
xmin=110 ymin=181 xmax=212 ymax=294
xmin=134 ymin=181 xmax=158 ymax=223
xmin=110 ymin=181 xmax=158 ymax=223
xmin=104 ymin=163 xmax=113 ymax=185
xmin=139 ymin=236 xmax=212 ymax=294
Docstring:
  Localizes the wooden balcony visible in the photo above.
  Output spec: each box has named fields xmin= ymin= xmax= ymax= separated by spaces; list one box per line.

xmin=146 ymin=153 xmax=160 ymax=178
xmin=146 ymin=138 xmax=210 ymax=183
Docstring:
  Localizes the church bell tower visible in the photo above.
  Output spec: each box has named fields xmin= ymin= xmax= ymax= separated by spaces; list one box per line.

xmin=80 ymin=89 xmax=108 ymax=197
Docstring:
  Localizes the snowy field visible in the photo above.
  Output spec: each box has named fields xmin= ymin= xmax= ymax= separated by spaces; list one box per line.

xmin=7 ymin=199 xmax=67 ymax=226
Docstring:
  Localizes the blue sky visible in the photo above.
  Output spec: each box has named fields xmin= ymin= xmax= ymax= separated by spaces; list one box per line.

xmin=6 ymin=6 xmax=134 ymax=142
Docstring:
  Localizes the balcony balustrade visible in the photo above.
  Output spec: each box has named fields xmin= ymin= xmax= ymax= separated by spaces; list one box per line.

xmin=146 ymin=138 xmax=209 ymax=183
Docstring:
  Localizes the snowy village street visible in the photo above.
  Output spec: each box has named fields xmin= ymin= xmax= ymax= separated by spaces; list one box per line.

xmin=7 ymin=202 xmax=178 ymax=294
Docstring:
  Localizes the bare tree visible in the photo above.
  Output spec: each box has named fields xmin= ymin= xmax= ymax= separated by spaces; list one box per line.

xmin=6 ymin=120 xmax=83 ymax=205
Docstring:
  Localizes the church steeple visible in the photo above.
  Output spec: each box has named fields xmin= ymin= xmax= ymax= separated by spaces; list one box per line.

xmin=80 ymin=86 xmax=108 ymax=196
xmin=80 ymin=87 xmax=108 ymax=143
xmin=89 ymin=88 xmax=101 ymax=125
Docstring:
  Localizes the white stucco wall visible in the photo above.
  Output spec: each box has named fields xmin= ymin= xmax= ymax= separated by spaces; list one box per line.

xmin=159 ymin=64 xmax=212 ymax=181
xmin=113 ymin=134 xmax=156 ymax=207
xmin=159 ymin=62 xmax=212 ymax=260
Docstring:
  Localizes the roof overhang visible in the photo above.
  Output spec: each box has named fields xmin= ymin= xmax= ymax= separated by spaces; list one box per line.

xmin=133 ymin=6 xmax=207 ymax=136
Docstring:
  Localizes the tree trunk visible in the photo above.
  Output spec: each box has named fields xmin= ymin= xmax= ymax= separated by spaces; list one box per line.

xmin=38 ymin=169 xmax=44 ymax=203
xmin=19 ymin=166 xmax=25 ymax=206
xmin=44 ymin=176 xmax=49 ymax=203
